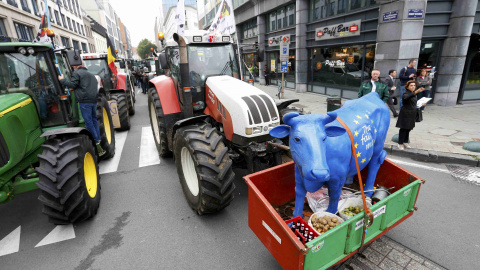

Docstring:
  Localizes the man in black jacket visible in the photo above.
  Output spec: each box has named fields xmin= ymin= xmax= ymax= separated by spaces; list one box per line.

xmin=383 ymin=69 xmax=398 ymax=117
xmin=59 ymin=64 xmax=105 ymax=156
xmin=398 ymin=59 xmax=417 ymax=109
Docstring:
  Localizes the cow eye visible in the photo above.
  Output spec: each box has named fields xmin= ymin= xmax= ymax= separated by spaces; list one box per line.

xmin=322 ymin=136 xmax=327 ymax=141
xmin=294 ymin=137 xmax=300 ymax=143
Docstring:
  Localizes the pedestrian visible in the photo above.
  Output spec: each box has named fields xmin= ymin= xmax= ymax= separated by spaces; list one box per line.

xmin=263 ymin=64 xmax=270 ymax=86
xmin=383 ymin=69 xmax=399 ymax=117
xmin=357 ymin=69 xmax=389 ymax=102
xmin=415 ymin=69 xmax=432 ymax=111
xmin=396 ymin=80 xmax=426 ymax=150
xmin=398 ymin=59 xmax=417 ymax=109
xmin=58 ymin=63 xmax=105 ymax=156
xmin=142 ymin=68 xmax=149 ymax=94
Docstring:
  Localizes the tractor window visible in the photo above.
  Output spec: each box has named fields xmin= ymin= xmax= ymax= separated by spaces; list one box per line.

xmin=188 ymin=44 xmax=239 ymax=87
xmin=167 ymin=47 xmax=180 ymax=82
xmin=56 ymin=53 xmax=72 ymax=84
xmin=84 ymin=59 xmax=110 ymax=80
xmin=0 ymin=51 xmax=64 ymax=127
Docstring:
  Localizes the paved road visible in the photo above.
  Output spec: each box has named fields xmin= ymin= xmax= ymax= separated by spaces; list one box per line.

xmin=0 ymin=87 xmax=478 ymax=269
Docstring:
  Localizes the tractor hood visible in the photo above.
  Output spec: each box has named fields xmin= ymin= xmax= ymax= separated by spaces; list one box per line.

xmin=0 ymin=93 xmax=32 ymax=115
xmin=205 ymin=76 xmax=280 ymax=141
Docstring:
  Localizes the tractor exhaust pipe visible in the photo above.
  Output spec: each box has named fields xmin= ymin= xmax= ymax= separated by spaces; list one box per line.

xmin=173 ymin=33 xmax=193 ymax=118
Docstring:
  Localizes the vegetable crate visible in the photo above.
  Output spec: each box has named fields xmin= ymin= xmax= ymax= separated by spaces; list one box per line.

xmin=244 ymin=159 xmax=423 ymax=270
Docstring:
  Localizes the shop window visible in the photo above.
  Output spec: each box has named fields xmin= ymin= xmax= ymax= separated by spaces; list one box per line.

xmin=463 ymin=52 xmax=480 ymax=100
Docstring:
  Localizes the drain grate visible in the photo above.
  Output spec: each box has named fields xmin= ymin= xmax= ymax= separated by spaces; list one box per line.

xmin=445 ymin=165 xmax=480 ymax=186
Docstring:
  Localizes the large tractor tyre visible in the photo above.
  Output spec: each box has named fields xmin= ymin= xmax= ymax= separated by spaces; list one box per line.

xmin=174 ymin=124 xmax=236 ymax=215
xmin=110 ymin=93 xmax=131 ymax=131
xmin=96 ymin=96 xmax=116 ymax=159
xmin=126 ymin=82 xmax=135 ymax=115
xmin=148 ymin=87 xmax=170 ymax=157
xmin=36 ymin=134 xmax=101 ymax=224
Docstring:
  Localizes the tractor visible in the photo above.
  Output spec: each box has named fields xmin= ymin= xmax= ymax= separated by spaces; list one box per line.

xmin=82 ymin=53 xmax=135 ymax=128
xmin=0 ymin=41 xmax=116 ymax=224
xmin=148 ymin=30 xmax=299 ymax=215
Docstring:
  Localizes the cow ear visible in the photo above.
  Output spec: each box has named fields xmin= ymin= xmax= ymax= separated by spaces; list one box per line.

xmin=325 ymin=126 xmax=346 ymax=137
xmin=269 ymin=125 xmax=290 ymax=138
xmin=283 ymin=112 xmax=300 ymax=125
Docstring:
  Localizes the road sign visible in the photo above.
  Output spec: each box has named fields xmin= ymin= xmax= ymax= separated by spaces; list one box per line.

xmin=280 ymin=41 xmax=289 ymax=62
xmin=281 ymin=61 xmax=288 ymax=73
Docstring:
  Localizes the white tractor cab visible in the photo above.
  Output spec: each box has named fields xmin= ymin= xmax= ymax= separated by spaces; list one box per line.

xmin=81 ymin=53 xmax=135 ymax=125
xmin=148 ymin=30 xmax=300 ymax=215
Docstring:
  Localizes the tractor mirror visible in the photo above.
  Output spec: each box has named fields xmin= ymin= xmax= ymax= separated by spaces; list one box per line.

xmin=159 ymin=53 xmax=168 ymax=69
xmin=256 ymin=49 xmax=264 ymax=63
xmin=66 ymin=49 xmax=82 ymax=66
xmin=119 ymin=60 xmax=126 ymax=69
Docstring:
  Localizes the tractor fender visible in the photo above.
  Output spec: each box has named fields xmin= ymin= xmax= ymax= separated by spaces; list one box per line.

xmin=117 ymin=73 xmax=127 ymax=91
xmin=171 ymin=115 xmax=212 ymax=150
xmin=41 ymin=127 xmax=96 ymax=147
xmin=150 ymin=75 xmax=181 ymax=115
xmin=109 ymin=89 xmax=126 ymax=95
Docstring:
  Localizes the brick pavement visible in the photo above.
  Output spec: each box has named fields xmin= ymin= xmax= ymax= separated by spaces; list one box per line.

xmin=254 ymin=84 xmax=480 ymax=162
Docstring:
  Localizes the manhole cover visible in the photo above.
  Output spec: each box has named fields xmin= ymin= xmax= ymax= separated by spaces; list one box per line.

xmin=450 ymin=141 xmax=465 ymax=146
xmin=445 ymin=165 xmax=480 ymax=186
xmin=429 ymin=129 xmax=459 ymax=136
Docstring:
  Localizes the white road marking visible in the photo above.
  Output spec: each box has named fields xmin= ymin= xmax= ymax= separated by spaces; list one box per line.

xmin=100 ymin=131 xmax=128 ymax=174
xmin=35 ymin=225 xmax=75 ymax=248
xmin=137 ymin=89 xmax=141 ymax=94
xmin=139 ymin=126 xmax=160 ymax=167
xmin=387 ymin=158 xmax=449 ymax=174
xmin=0 ymin=226 xmax=21 ymax=257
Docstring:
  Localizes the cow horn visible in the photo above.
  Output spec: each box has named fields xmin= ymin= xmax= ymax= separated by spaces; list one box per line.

xmin=324 ymin=112 xmax=337 ymax=124
xmin=283 ymin=112 xmax=300 ymax=125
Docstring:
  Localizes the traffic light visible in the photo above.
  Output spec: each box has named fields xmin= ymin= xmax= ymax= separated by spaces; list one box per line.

xmin=254 ymin=41 xmax=258 ymax=50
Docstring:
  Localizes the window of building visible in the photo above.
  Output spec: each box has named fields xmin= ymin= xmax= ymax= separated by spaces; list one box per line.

xmin=81 ymin=25 xmax=85 ymax=36
xmin=310 ymin=0 xmax=374 ymax=22
xmin=61 ymin=14 xmax=67 ymax=28
xmin=31 ymin=0 xmax=40 ymax=16
xmin=67 ymin=0 xmax=73 ymax=11
xmin=48 ymin=7 xmax=54 ymax=23
xmin=73 ymin=21 xmax=77 ymax=33
xmin=241 ymin=19 xmax=257 ymax=39
xmin=14 ymin=22 xmax=34 ymax=41
xmin=267 ymin=5 xmax=295 ymax=32
xmin=67 ymin=17 xmax=72 ymax=31
xmin=19 ymin=0 xmax=31 ymax=13
xmin=72 ymin=40 xmax=79 ymax=50
xmin=61 ymin=36 xmax=69 ymax=47
xmin=0 ymin=18 xmax=8 ymax=37
xmin=81 ymin=42 xmax=87 ymax=53
xmin=76 ymin=22 xmax=80 ymax=34
xmin=7 ymin=0 xmax=19 ymax=8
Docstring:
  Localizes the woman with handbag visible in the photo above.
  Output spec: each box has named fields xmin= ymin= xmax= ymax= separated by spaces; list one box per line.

xmin=396 ymin=80 xmax=427 ymax=150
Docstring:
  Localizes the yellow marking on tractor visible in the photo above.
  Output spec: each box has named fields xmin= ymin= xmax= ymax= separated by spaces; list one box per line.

xmin=0 ymin=99 xmax=32 ymax=117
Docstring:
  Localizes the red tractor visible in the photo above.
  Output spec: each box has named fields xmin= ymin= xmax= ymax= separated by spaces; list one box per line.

xmin=148 ymin=31 xmax=299 ymax=215
xmin=81 ymin=53 xmax=134 ymax=131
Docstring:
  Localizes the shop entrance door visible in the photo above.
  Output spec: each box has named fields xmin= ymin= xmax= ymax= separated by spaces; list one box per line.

xmin=418 ymin=41 xmax=441 ymax=99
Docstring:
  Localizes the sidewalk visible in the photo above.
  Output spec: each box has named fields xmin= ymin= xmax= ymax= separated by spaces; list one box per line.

xmin=254 ymin=84 xmax=480 ymax=166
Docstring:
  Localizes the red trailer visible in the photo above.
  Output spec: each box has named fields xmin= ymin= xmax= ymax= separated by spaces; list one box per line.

xmin=244 ymin=159 xmax=424 ymax=270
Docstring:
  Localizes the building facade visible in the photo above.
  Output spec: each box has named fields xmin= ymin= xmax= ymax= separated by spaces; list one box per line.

xmin=89 ymin=17 xmax=107 ymax=53
xmin=198 ymin=0 xmax=480 ymax=106
xmin=118 ymin=18 xmax=132 ymax=58
xmin=82 ymin=10 xmax=95 ymax=53
xmin=1 ymin=0 xmax=88 ymax=52
xmin=162 ymin=5 xmax=199 ymax=42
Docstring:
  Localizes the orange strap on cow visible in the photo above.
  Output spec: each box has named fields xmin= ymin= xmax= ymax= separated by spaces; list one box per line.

xmin=336 ymin=117 xmax=374 ymax=228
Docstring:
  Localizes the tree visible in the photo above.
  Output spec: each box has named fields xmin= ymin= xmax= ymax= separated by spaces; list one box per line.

xmin=137 ymin=39 xmax=157 ymax=59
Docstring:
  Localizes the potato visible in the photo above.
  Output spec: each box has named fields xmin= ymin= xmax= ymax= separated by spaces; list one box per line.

xmin=328 ymin=222 xmax=335 ymax=227
xmin=331 ymin=217 xmax=338 ymax=223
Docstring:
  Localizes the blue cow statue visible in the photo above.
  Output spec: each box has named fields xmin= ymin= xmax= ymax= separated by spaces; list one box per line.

xmin=270 ymin=92 xmax=390 ymax=218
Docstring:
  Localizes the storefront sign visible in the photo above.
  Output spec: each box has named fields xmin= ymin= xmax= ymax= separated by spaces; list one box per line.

xmin=382 ymin=11 xmax=398 ymax=22
xmin=268 ymin=34 xmax=290 ymax=47
xmin=315 ymin=19 xmax=361 ymax=41
xmin=407 ymin=9 xmax=424 ymax=18
xmin=325 ymin=60 xmax=345 ymax=67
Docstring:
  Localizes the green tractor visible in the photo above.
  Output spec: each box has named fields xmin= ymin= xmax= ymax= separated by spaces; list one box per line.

xmin=0 ymin=42 xmax=116 ymax=224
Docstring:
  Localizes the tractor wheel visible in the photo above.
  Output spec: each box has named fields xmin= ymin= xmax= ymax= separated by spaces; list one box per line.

xmin=110 ymin=93 xmax=130 ymax=131
xmin=36 ymin=134 xmax=101 ymax=224
xmin=148 ymin=87 xmax=170 ymax=157
xmin=126 ymin=81 xmax=135 ymax=115
xmin=97 ymin=95 xmax=116 ymax=159
xmin=174 ymin=123 xmax=235 ymax=215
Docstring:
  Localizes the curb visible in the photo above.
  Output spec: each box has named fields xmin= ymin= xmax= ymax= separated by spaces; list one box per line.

xmin=383 ymin=145 xmax=480 ymax=167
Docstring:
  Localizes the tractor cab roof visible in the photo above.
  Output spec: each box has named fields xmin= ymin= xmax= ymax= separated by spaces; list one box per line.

xmin=164 ymin=30 xmax=233 ymax=48
xmin=0 ymin=42 xmax=53 ymax=53
xmin=81 ymin=53 xmax=108 ymax=60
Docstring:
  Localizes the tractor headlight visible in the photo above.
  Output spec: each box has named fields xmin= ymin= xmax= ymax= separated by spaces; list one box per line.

xmin=253 ymin=126 xmax=262 ymax=134
xmin=18 ymin=47 xmax=27 ymax=55
xmin=245 ymin=128 xmax=252 ymax=135
xmin=27 ymin=47 xmax=35 ymax=55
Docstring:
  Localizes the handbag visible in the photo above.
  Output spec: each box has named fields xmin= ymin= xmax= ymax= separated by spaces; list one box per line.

xmin=393 ymin=97 xmax=398 ymax=105
xmin=415 ymin=108 xmax=423 ymax=122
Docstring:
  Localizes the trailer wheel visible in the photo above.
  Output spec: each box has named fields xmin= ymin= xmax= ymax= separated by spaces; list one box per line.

xmin=97 ymin=95 xmax=116 ymax=159
xmin=148 ymin=87 xmax=170 ymax=157
xmin=110 ymin=93 xmax=130 ymax=131
xmin=126 ymin=81 xmax=135 ymax=115
xmin=36 ymin=134 xmax=101 ymax=224
xmin=174 ymin=124 xmax=235 ymax=215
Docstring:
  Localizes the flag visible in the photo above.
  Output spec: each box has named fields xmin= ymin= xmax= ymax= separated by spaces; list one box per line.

xmin=106 ymin=36 xmax=118 ymax=77
xmin=205 ymin=0 xmax=235 ymax=39
xmin=33 ymin=0 xmax=52 ymax=44
xmin=175 ymin=0 xmax=185 ymax=38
